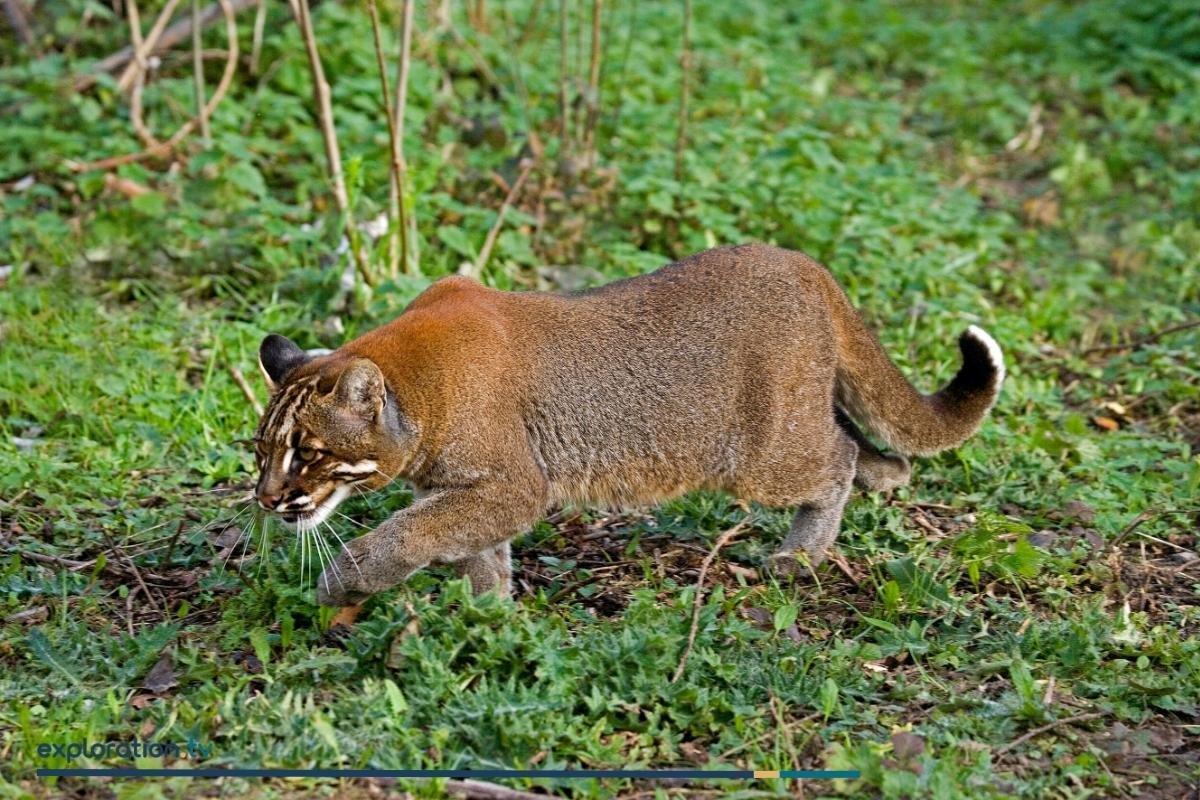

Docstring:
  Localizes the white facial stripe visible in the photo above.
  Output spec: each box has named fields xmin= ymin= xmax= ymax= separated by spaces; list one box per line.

xmin=333 ymin=460 xmax=378 ymax=476
xmin=277 ymin=495 xmax=312 ymax=511
xmin=281 ymin=447 xmax=295 ymax=474
xmin=295 ymin=485 xmax=351 ymax=532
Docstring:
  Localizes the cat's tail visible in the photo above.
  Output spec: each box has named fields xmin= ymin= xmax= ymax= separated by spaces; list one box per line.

xmin=821 ymin=272 xmax=1004 ymax=457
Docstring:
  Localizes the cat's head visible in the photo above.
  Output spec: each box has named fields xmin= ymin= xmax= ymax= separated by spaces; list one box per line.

xmin=252 ymin=334 xmax=405 ymax=530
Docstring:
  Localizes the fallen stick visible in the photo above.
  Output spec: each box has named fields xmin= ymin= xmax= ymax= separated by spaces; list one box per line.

xmin=75 ymin=0 xmax=256 ymax=91
xmin=2 ymin=0 xmax=35 ymax=48
xmin=67 ymin=0 xmax=239 ymax=173
xmin=117 ymin=0 xmax=184 ymax=94
xmin=470 ymin=158 xmax=535 ymax=278
xmin=995 ymin=711 xmax=1104 ymax=756
xmin=228 ymin=364 xmax=264 ymax=415
xmin=445 ymin=779 xmax=559 ymax=800
xmin=1081 ymin=319 xmax=1200 ymax=356
xmin=671 ymin=520 xmax=747 ymax=684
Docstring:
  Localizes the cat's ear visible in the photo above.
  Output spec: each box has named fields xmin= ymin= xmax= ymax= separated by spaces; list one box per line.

xmin=333 ymin=358 xmax=385 ymax=420
xmin=258 ymin=334 xmax=309 ymax=394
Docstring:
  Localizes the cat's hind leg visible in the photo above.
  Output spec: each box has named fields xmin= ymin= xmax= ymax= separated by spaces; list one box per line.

xmin=837 ymin=407 xmax=910 ymax=491
xmin=765 ymin=432 xmax=857 ymax=579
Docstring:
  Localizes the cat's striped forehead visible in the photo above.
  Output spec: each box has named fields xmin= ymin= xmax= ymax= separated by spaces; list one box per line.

xmin=257 ymin=375 xmax=322 ymax=444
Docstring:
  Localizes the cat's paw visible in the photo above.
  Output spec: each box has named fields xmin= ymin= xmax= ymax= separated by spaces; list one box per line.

xmin=764 ymin=551 xmax=822 ymax=582
xmin=315 ymin=571 xmax=371 ymax=607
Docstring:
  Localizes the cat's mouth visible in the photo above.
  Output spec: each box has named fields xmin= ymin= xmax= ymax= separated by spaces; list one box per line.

xmin=276 ymin=485 xmax=351 ymax=531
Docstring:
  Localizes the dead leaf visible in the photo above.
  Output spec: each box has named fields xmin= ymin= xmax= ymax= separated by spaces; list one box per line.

xmin=5 ymin=606 xmax=48 ymax=625
xmin=1110 ymin=247 xmax=1147 ymax=275
xmin=1092 ymin=416 xmax=1120 ymax=431
xmin=210 ymin=525 xmax=244 ymax=549
xmin=1063 ymin=500 xmax=1097 ymax=524
xmin=231 ymin=650 xmax=263 ymax=675
xmin=386 ymin=610 xmax=422 ymax=670
xmin=1029 ymin=531 xmax=1058 ymax=550
xmin=141 ymin=652 xmax=177 ymax=694
xmin=104 ymin=173 xmax=151 ymax=198
xmin=329 ymin=604 xmax=362 ymax=630
xmin=891 ymin=731 xmax=925 ymax=761
xmin=783 ymin=624 xmax=804 ymax=643
xmin=1146 ymin=725 xmax=1184 ymax=753
xmin=680 ymin=741 xmax=710 ymax=764
xmin=1022 ymin=194 xmax=1059 ymax=226
xmin=726 ymin=563 xmax=759 ymax=581
xmin=1103 ymin=401 xmax=1128 ymax=418
xmin=885 ymin=731 xmax=926 ymax=775
xmin=129 ymin=694 xmax=158 ymax=710
xmin=741 ymin=606 xmax=773 ymax=629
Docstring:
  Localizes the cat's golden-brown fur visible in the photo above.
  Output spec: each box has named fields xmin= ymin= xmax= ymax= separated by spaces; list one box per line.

xmin=253 ymin=244 xmax=1003 ymax=605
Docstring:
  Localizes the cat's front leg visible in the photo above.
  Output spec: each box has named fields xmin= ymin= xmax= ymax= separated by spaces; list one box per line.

xmin=316 ymin=482 xmax=544 ymax=606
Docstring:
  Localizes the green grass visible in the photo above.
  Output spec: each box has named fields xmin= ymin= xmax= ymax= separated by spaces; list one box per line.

xmin=2 ymin=0 xmax=1198 ymax=797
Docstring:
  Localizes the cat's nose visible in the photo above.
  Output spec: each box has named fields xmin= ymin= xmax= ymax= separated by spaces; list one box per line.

xmin=258 ymin=493 xmax=281 ymax=510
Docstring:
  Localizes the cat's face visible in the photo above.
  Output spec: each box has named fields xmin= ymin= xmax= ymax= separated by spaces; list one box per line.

xmin=253 ymin=335 xmax=396 ymax=531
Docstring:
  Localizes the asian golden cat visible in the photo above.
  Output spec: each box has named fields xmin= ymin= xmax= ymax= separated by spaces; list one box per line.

xmin=252 ymin=244 xmax=1003 ymax=607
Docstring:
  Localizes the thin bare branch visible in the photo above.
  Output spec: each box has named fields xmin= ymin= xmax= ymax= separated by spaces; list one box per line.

xmin=68 ymin=0 xmax=239 ymax=172
xmin=192 ymin=0 xmax=211 ymax=145
xmin=228 ymin=364 xmax=264 ymax=416
xmin=79 ymin=0 xmax=255 ymax=91
xmin=469 ymin=159 xmax=535 ymax=279
xmin=674 ymin=0 xmax=692 ymax=184
xmin=117 ymin=0 xmax=184 ymax=94
xmin=287 ymin=0 xmax=373 ymax=286
xmin=671 ymin=520 xmax=746 ymax=684
xmin=367 ymin=0 xmax=398 ymax=256
xmin=558 ymin=0 xmax=570 ymax=149
xmin=249 ymin=0 xmax=268 ymax=74
xmin=995 ymin=712 xmax=1104 ymax=757
xmin=582 ymin=0 xmax=602 ymax=167
xmin=446 ymin=779 xmax=558 ymax=800
xmin=393 ymin=0 xmax=415 ymax=276
xmin=2 ymin=0 xmax=35 ymax=48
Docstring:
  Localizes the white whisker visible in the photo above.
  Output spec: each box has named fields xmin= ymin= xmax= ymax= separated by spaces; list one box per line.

xmin=324 ymin=520 xmax=363 ymax=581
xmin=332 ymin=509 xmax=372 ymax=530
xmin=299 ymin=526 xmax=308 ymax=582
xmin=319 ymin=531 xmax=344 ymax=588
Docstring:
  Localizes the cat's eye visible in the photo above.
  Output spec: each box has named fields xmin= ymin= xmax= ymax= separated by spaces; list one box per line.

xmin=296 ymin=447 xmax=320 ymax=463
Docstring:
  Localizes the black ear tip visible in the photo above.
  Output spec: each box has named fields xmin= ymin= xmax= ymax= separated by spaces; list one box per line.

xmin=260 ymin=333 xmax=301 ymax=358
xmin=259 ymin=334 xmax=308 ymax=385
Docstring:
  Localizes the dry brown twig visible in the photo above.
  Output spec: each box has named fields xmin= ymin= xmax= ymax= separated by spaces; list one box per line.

xmin=674 ymin=0 xmax=692 ymax=184
xmin=227 ymin=364 xmax=264 ymax=416
xmin=671 ymin=520 xmax=747 ymax=684
xmin=368 ymin=0 xmax=414 ymax=278
xmin=582 ymin=0 xmax=602 ymax=167
xmin=470 ymin=158 xmax=536 ymax=278
xmin=124 ymin=0 xmax=161 ymax=148
xmin=392 ymin=0 xmax=415 ymax=276
xmin=3 ymin=0 xmax=35 ymax=48
xmin=557 ymin=0 xmax=570 ymax=149
xmin=68 ymin=0 xmax=238 ymax=173
xmin=1081 ymin=319 xmax=1200 ymax=356
xmin=445 ymin=779 xmax=558 ymax=800
xmin=995 ymin=711 xmax=1104 ymax=756
xmin=78 ymin=0 xmax=256 ymax=91
xmin=287 ymin=0 xmax=373 ymax=287
xmin=191 ymin=0 xmax=211 ymax=145
xmin=117 ymin=0 xmax=184 ymax=94
xmin=249 ymin=0 xmax=268 ymax=74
